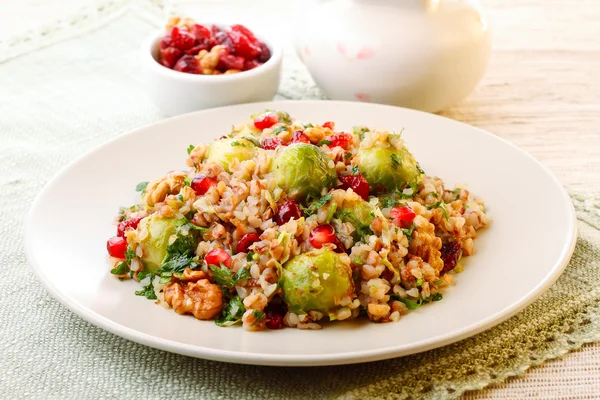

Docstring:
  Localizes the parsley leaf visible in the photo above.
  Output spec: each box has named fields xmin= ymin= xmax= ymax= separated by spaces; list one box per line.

xmin=401 ymin=222 xmax=416 ymax=242
xmin=231 ymin=140 xmax=248 ymax=147
xmin=344 ymin=152 xmax=353 ymax=159
xmin=187 ymin=223 xmax=209 ymax=233
xmin=427 ymin=201 xmax=449 ymax=219
xmin=135 ymin=181 xmax=148 ymax=193
xmin=391 ymin=153 xmax=401 ymax=169
xmin=215 ymin=295 xmax=246 ymax=327
xmin=274 ymin=110 xmax=292 ymax=125
xmin=300 ymin=194 xmax=333 ymax=216
xmin=351 ymin=165 xmax=360 ymax=175
xmin=270 ymin=125 xmax=288 ymax=135
xmin=210 ymin=265 xmax=251 ymax=288
xmin=430 ymin=293 xmax=443 ymax=301
xmin=303 ymin=122 xmax=314 ymax=129
xmin=110 ymin=261 xmax=129 ymax=275
xmin=125 ymin=248 xmax=136 ymax=263
xmin=352 ymin=126 xmax=369 ymax=141
xmin=243 ymin=136 xmax=261 ymax=147
xmin=416 ymin=162 xmax=425 ymax=175
xmin=135 ymin=277 xmax=157 ymax=300
xmin=416 ymin=278 xmax=424 ymax=288
xmin=251 ymin=310 xmax=265 ymax=326
xmin=390 ymin=294 xmax=423 ymax=309
xmin=187 ymin=144 xmax=195 ymax=155
xmin=317 ymin=139 xmax=332 ymax=146
xmin=336 ymin=209 xmax=373 ymax=242
xmin=380 ymin=197 xmax=397 ymax=208
xmin=434 ymin=279 xmax=444 ymax=285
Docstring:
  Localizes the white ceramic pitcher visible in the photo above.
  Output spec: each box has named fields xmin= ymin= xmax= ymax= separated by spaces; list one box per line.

xmin=293 ymin=0 xmax=491 ymax=113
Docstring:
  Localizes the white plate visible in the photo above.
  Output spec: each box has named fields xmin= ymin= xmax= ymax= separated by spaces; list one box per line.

xmin=25 ymin=101 xmax=576 ymax=366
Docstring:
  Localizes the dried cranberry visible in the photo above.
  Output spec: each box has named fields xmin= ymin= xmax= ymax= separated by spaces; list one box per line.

xmin=107 ymin=236 xmax=127 ymax=259
xmin=227 ymin=30 xmax=261 ymax=59
xmin=322 ymin=121 xmax=335 ymax=130
xmin=173 ymin=55 xmax=201 ymax=73
xmin=291 ymin=130 xmax=310 ymax=144
xmin=205 ymin=248 xmax=232 ymax=268
xmin=217 ymin=50 xmax=245 ymax=71
xmin=254 ymin=114 xmax=279 ymax=130
xmin=257 ymin=42 xmax=271 ymax=63
xmin=185 ymin=44 xmax=208 ymax=55
xmin=261 ymin=137 xmax=285 ymax=150
xmin=190 ymin=24 xmax=211 ymax=41
xmin=229 ymin=24 xmax=258 ymax=44
xmin=191 ymin=175 xmax=217 ymax=195
xmin=117 ymin=216 xmax=143 ymax=238
xmin=339 ymin=174 xmax=369 ymax=201
xmin=390 ymin=206 xmax=416 ymax=228
xmin=265 ymin=311 xmax=284 ymax=329
xmin=159 ymin=47 xmax=183 ymax=68
xmin=164 ymin=26 xmax=196 ymax=51
xmin=243 ymin=59 xmax=263 ymax=71
xmin=275 ymin=200 xmax=303 ymax=225
xmin=440 ymin=241 xmax=462 ymax=274
xmin=327 ymin=133 xmax=353 ymax=150
xmin=214 ymin=31 xmax=234 ymax=50
xmin=236 ymin=233 xmax=261 ymax=253
xmin=211 ymin=25 xmax=222 ymax=36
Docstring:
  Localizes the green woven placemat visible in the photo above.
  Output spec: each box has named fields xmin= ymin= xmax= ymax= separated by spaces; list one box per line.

xmin=1 ymin=11 xmax=599 ymax=400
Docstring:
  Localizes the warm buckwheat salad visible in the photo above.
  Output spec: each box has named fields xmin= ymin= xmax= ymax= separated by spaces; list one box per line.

xmin=106 ymin=111 xmax=491 ymax=331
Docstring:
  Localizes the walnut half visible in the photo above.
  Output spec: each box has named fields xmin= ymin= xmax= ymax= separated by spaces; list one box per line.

xmin=164 ymin=279 xmax=223 ymax=320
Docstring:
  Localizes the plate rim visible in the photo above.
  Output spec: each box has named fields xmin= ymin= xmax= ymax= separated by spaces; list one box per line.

xmin=24 ymin=100 xmax=578 ymax=366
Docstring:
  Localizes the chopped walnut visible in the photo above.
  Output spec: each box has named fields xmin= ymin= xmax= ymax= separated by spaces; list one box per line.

xmin=224 ymin=69 xmax=241 ymax=75
xmin=164 ymin=279 xmax=222 ymax=320
xmin=181 ymin=268 xmax=208 ymax=282
xmin=195 ymin=45 xmax=225 ymax=74
xmin=409 ymin=215 xmax=443 ymax=272
xmin=143 ymin=171 xmax=187 ymax=207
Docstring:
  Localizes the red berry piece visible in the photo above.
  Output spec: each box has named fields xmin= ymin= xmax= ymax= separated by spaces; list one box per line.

xmin=265 ymin=310 xmax=284 ymax=330
xmin=214 ymin=31 xmax=234 ymax=50
xmin=339 ymin=174 xmax=370 ymax=201
xmin=159 ymin=47 xmax=183 ymax=68
xmin=229 ymin=24 xmax=258 ymax=44
xmin=211 ymin=25 xmax=222 ymax=36
xmin=254 ymin=113 xmax=279 ymax=130
xmin=322 ymin=121 xmax=335 ymax=130
xmin=191 ymin=24 xmax=211 ymax=41
xmin=227 ymin=30 xmax=261 ymax=59
xmin=257 ymin=42 xmax=271 ymax=63
xmin=291 ymin=130 xmax=310 ymax=144
xmin=243 ymin=59 xmax=263 ymax=71
xmin=167 ymin=26 xmax=196 ymax=51
xmin=107 ymin=236 xmax=127 ymax=259
xmin=275 ymin=200 xmax=303 ymax=225
xmin=327 ymin=133 xmax=353 ymax=150
xmin=390 ymin=206 xmax=416 ymax=228
xmin=440 ymin=241 xmax=462 ymax=274
xmin=217 ymin=50 xmax=245 ymax=71
xmin=235 ymin=233 xmax=261 ymax=253
xmin=309 ymin=224 xmax=343 ymax=252
xmin=185 ymin=44 xmax=208 ymax=55
xmin=117 ymin=216 xmax=144 ymax=238
xmin=191 ymin=175 xmax=217 ymax=195
xmin=261 ymin=137 xmax=285 ymax=150
xmin=205 ymin=248 xmax=232 ymax=268
xmin=173 ymin=55 xmax=201 ymax=74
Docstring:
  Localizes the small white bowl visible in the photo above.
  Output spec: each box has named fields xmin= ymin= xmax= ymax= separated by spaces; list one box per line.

xmin=141 ymin=26 xmax=282 ymax=116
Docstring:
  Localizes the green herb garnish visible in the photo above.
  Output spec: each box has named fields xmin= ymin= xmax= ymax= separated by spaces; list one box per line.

xmin=135 ymin=181 xmax=149 ymax=193
xmin=243 ymin=136 xmax=261 ymax=147
xmin=210 ymin=265 xmax=251 ymax=288
xmin=271 ymin=125 xmax=288 ymax=135
xmin=380 ymin=197 xmax=397 ymax=208
xmin=215 ymin=296 xmax=246 ymax=327
xmin=427 ymin=200 xmax=449 ymax=219
xmin=250 ymin=310 xmax=265 ymax=326
xmin=135 ymin=277 xmax=157 ymax=300
xmin=110 ymin=261 xmax=129 ymax=275
xmin=317 ymin=139 xmax=332 ymax=146
xmin=186 ymin=144 xmax=195 ymax=155
xmin=300 ymin=194 xmax=333 ymax=216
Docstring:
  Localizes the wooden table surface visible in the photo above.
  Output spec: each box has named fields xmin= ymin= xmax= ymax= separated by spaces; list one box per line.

xmin=2 ymin=0 xmax=599 ymax=397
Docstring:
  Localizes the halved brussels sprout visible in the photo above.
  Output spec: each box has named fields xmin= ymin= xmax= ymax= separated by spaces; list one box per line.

xmin=357 ymin=146 xmax=420 ymax=192
xmin=270 ymin=143 xmax=336 ymax=201
xmin=134 ymin=215 xmax=187 ymax=274
xmin=279 ymin=249 xmax=354 ymax=314
xmin=205 ymin=137 xmax=258 ymax=172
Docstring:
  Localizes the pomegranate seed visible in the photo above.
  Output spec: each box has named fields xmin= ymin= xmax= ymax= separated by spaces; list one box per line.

xmin=291 ymin=130 xmax=310 ymax=144
xmin=309 ymin=224 xmax=337 ymax=249
xmin=117 ymin=216 xmax=143 ymax=238
xmin=185 ymin=44 xmax=208 ymax=55
xmin=254 ymin=114 xmax=279 ymax=130
xmin=166 ymin=26 xmax=196 ymax=51
xmin=390 ymin=206 xmax=416 ymax=228
xmin=236 ymin=233 xmax=261 ymax=253
xmin=440 ymin=241 xmax=462 ymax=274
xmin=217 ymin=50 xmax=245 ymax=71
xmin=205 ymin=248 xmax=232 ymax=268
xmin=327 ymin=133 xmax=353 ymax=150
xmin=257 ymin=42 xmax=271 ymax=63
xmin=265 ymin=311 xmax=284 ymax=329
xmin=322 ymin=121 xmax=335 ymax=130
xmin=275 ymin=200 xmax=303 ymax=225
xmin=261 ymin=137 xmax=285 ymax=150
xmin=191 ymin=175 xmax=217 ymax=195
xmin=243 ymin=59 xmax=263 ymax=71
xmin=339 ymin=174 xmax=370 ymax=201
xmin=190 ymin=24 xmax=211 ymax=41
xmin=229 ymin=24 xmax=258 ymax=44
xmin=227 ymin=30 xmax=261 ymax=59
xmin=107 ymin=236 xmax=127 ymax=259
xmin=173 ymin=55 xmax=201 ymax=74
xmin=159 ymin=47 xmax=183 ymax=68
